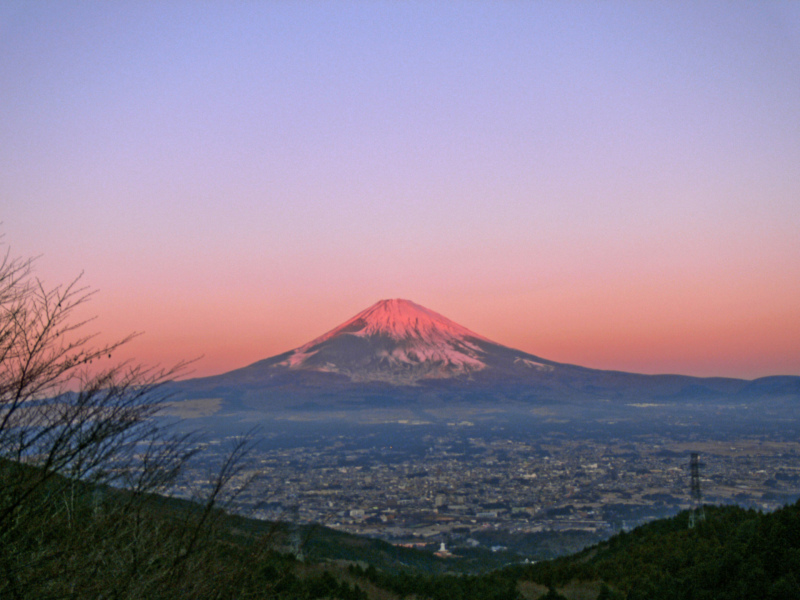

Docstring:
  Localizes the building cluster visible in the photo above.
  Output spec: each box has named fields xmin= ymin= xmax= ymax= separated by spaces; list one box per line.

xmin=173 ymin=431 xmax=800 ymax=551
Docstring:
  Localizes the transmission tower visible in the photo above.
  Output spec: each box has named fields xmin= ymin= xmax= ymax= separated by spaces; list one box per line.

xmin=688 ymin=452 xmax=705 ymax=528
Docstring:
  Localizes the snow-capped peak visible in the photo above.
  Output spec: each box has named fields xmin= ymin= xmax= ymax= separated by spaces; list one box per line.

xmin=277 ymin=299 xmax=494 ymax=383
xmin=300 ymin=299 xmax=490 ymax=348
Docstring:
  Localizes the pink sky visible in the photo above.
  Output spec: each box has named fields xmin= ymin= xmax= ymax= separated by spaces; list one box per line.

xmin=2 ymin=2 xmax=799 ymax=380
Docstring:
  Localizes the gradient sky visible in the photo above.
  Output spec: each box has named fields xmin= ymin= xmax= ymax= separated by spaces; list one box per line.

xmin=2 ymin=2 xmax=799 ymax=380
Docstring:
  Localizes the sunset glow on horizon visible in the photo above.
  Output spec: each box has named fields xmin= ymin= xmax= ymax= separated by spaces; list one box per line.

xmin=2 ymin=2 xmax=799 ymax=380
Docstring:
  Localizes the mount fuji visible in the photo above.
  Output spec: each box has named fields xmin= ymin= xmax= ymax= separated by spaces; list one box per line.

xmin=170 ymin=299 xmax=800 ymax=413
xmin=271 ymin=298 xmax=516 ymax=384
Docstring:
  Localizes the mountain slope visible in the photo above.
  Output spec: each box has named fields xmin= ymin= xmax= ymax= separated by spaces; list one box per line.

xmin=172 ymin=299 xmax=799 ymax=409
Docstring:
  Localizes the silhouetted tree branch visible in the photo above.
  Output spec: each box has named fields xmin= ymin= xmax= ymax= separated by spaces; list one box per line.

xmin=0 ymin=239 xmax=263 ymax=598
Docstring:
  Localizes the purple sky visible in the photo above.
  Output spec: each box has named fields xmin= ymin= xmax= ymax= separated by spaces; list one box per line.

xmin=2 ymin=2 xmax=799 ymax=379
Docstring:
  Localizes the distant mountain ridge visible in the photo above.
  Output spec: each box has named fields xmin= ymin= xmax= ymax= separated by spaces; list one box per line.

xmin=173 ymin=299 xmax=800 ymax=409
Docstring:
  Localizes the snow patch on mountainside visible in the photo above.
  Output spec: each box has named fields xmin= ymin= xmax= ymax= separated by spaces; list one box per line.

xmin=283 ymin=348 xmax=319 ymax=368
xmin=514 ymin=357 xmax=555 ymax=372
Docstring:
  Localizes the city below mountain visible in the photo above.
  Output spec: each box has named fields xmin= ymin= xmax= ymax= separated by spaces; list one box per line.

xmin=171 ymin=299 xmax=800 ymax=413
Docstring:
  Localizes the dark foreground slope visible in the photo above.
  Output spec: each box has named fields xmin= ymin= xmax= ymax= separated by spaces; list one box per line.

xmin=0 ymin=457 xmax=522 ymax=599
xmin=510 ymin=500 xmax=800 ymax=600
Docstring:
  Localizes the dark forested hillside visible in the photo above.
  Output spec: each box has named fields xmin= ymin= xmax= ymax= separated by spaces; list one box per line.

xmin=511 ymin=501 xmax=800 ymax=600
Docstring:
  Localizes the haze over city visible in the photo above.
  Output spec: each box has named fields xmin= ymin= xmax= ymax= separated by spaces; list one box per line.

xmin=2 ymin=2 xmax=799 ymax=380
